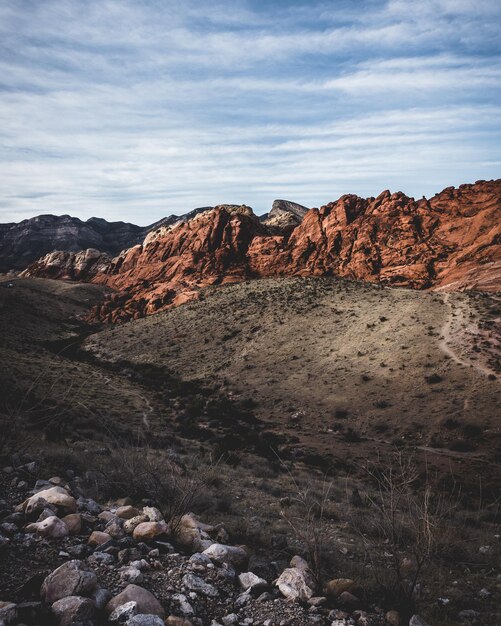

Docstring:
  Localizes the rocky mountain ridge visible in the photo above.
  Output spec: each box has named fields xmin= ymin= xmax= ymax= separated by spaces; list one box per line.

xmin=0 ymin=206 xmax=259 ymax=274
xmin=20 ymin=180 xmax=501 ymax=323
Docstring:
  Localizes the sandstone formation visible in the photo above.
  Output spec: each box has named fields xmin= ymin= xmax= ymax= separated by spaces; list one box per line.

xmin=21 ymin=180 xmax=501 ymax=322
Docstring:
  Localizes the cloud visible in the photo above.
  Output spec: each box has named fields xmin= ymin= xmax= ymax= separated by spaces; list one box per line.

xmin=0 ymin=0 xmax=500 ymax=223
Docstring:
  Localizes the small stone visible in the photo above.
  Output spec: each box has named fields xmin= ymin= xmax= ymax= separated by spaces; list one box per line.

xmin=88 ymin=530 xmax=112 ymax=546
xmin=222 ymin=614 xmax=239 ymax=625
xmin=116 ymin=505 xmax=140 ymax=519
xmin=238 ymin=572 xmax=267 ymax=590
xmin=120 ymin=567 xmax=144 ymax=584
xmin=202 ymin=543 xmax=247 ymax=569
xmin=182 ymin=574 xmax=218 ymax=597
xmin=88 ymin=551 xmax=115 ymax=565
xmin=109 ymin=600 xmax=138 ymax=623
xmin=133 ymin=521 xmax=168 ymax=541
xmin=308 ymin=597 xmax=326 ymax=607
xmin=106 ymin=521 xmax=125 ymax=539
xmin=142 ymin=506 xmax=163 ymax=521
xmin=171 ymin=593 xmax=194 ymax=617
xmin=124 ymin=515 xmax=149 ymax=534
xmin=129 ymin=616 xmax=166 ymax=626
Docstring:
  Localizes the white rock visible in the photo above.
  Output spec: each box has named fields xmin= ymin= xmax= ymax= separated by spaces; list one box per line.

xmin=238 ymin=572 xmax=267 ymax=590
xmin=25 ymin=516 xmax=69 ymax=538
xmin=276 ymin=567 xmax=315 ymax=601
xmin=23 ymin=487 xmax=76 ymax=514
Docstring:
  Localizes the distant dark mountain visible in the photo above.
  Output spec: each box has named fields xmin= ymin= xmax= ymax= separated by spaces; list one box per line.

xmin=0 ymin=214 xmax=143 ymax=272
xmin=0 ymin=208 xmax=213 ymax=272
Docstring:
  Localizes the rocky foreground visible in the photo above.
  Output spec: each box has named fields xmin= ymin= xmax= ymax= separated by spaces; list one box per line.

xmin=0 ymin=457 xmax=440 ymax=626
xmin=22 ymin=180 xmax=501 ymax=323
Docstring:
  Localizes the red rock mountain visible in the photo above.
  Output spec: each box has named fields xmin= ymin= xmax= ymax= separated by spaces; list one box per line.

xmin=22 ymin=180 xmax=501 ymax=323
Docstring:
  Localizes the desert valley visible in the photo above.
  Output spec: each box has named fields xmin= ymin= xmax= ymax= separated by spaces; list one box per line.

xmin=1 ymin=0 xmax=500 ymax=624
xmin=0 ymin=180 xmax=500 ymax=626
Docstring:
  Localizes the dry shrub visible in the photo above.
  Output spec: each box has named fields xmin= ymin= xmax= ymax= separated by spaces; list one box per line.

xmin=352 ymin=453 xmax=453 ymax=617
xmin=85 ymin=444 xmax=219 ymax=526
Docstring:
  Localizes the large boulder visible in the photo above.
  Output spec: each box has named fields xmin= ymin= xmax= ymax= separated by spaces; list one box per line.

xmin=22 ymin=487 xmax=77 ymax=515
xmin=105 ymin=584 xmax=164 ymax=618
xmin=275 ymin=567 xmax=316 ymax=601
xmin=51 ymin=596 xmax=94 ymax=626
xmin=41 ymin=560 xmax=98 ymax=604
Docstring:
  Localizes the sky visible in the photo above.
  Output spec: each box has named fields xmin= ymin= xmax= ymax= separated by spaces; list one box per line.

xmin=0 ymin=0 xmax=500 ymax=224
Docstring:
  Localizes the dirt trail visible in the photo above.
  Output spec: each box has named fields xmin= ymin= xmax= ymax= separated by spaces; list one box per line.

xmin=439 ymin=293 xmax=497 ymax=378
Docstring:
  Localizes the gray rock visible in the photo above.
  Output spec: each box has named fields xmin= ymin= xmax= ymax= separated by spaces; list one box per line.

xmin=51 ymin=596 xmax=94 ymax=626
xmin=120 ymin=567 xmax=144 ymax=584
xmin=109 ymin=600 xmax=138 ymax=623
xmin=128 ymin=615 xmax=165 ymax=626
xmin=41 ymin=560 xmax=98 ymax=603
xmin=182 ymin=574 xmax=218 ymax=597
xmin=221 ymin=614 xmax=238 ymax=626
xmin=171 ymin=594 xmax=194 ymax=617
xmin=88 ymin=552 xmax=115 ymax=566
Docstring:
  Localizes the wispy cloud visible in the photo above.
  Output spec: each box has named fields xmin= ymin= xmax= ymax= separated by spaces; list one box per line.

xmin=0 ymin=0 xmax=500 ymax=223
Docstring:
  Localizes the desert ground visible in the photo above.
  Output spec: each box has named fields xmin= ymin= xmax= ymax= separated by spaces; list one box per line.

xmin=0 ymin=276 xmax=500 ymax=625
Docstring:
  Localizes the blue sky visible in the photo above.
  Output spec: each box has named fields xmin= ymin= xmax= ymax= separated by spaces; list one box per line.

xmin=0 ymin=0 xmax=500 ymax=224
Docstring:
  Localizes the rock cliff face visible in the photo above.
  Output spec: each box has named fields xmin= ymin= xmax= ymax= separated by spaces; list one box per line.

xmin=21 ymin=181 xmax=501 ymax=322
